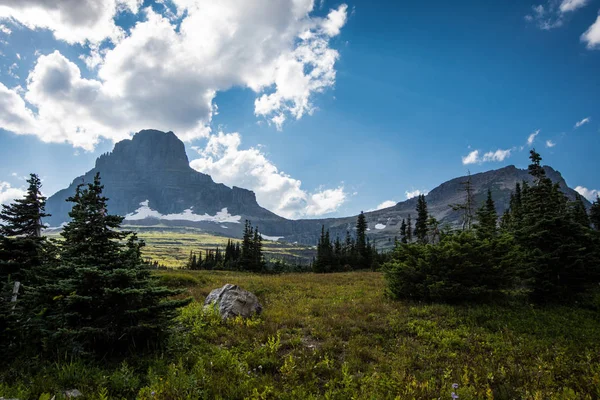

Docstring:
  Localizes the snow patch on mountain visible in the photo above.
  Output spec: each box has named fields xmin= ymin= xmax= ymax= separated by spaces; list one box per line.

xmin=375 ymin=224 xmax=386 ymax=230
xmin=260 ymin=234 xmax=284 ymax=241
xmin=125 ymin=200 xmax=241 ymax=223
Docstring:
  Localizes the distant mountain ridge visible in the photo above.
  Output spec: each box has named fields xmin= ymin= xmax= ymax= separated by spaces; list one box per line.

xmin=45 ymin=129 xmax=589 ymax=246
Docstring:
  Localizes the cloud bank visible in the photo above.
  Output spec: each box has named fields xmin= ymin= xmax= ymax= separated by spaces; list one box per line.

xmin=0 ymin=0 xmax=348 ymax=149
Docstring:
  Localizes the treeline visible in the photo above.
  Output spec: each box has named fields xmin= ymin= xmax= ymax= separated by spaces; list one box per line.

xmin=0 ymin=173 xmax=189 ymax=361
xmin=384 ymin=150 xmax=600 ymax=304
xmin=313 ymin=212 xmax=386 ymax=272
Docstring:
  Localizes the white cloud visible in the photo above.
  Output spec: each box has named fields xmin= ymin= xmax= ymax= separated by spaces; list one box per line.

xmin=0 ymin=82 xmax=38 ymax=134
xmin=405 ymin=189 xmax=428 ymax=199
xmin=462 ymin=150 xmax=480 ymax=165
xmin=483 ymin=148 xmax=511 ymax=162
xmin=575 ymin=186 xmax=599 ymax=201
xmin=0 ymin=181 xmax=25 ymax=205
xmin=527 ymin=129 xmax=540 ymax=146
xmin=0 ymin=1 xmax=348 ymax=149
xmin=462 ymin=148 xmax=512 ymax=165
xmin=582 ymin=15 xmax=600 ymax=49
xmin=526 ymin=0 xmax=590 ymax=30
xmin=560 ymin=0 xmax=590 ymax=12
xmin=374 ymin=200 xmax=396 ymax=210
xmin=189 ymin=131 xmax=347 ymax=219
xmin=546 ymin=139 xmax=556 ymax=148
xmin=0 ymin=23 xmax=11 ymax=35
xmin=574 ymin=116 xmax=591 ymax=127
xmin=125 ymin=200 xmax=241 ymax=223
xmin=0 ymin=0 xmax=141 ymax=44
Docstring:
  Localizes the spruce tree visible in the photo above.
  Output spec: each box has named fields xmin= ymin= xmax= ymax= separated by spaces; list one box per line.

xmin=569 ymin=194 xmax=590 ymax=228
xmin=399 ymin=219 xmax=407 ymax=244
xmin=40 ymin=173 xmax=189 ymax=357
xmin=414 ymin=195 xmax=429 ymax=243
xmin=516 ymin=150 xmax=598 ymax=303
xmin=475 ymin=189 xmax=498 ymax=239
xmin=591 ymin=196 xmax=600 ymax=231
xmin=356 ymin=212 xmax=368 ymax=263
xmin=406 ymin=215 xmax=413 ymax=243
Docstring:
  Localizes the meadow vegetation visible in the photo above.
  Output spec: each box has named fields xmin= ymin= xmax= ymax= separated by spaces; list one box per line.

xmin=2 ymin=270 xmax=600 ymax=399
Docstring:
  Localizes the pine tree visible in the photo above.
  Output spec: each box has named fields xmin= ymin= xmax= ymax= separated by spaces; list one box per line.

xmin=0 ymin=174 xmax=48 ymax=238
xmin=241 ymin=220 xmax=254 ymax=270
xmin=515 ymin=150 xmax=598 ymax=303
xmin=399 ymin=219 xmax=407 ymax=244
xmin=356 ymin=212 xmax=368 ymax=263
xmin=449 ymin=172 xmax=475 ymax=231
xmin=569 ymin=194 xmax=590 ymax=228
xmin=475 ymin=189 xmax=498 ymax=239
xmin=591 ymin=196 xmax=600 ymax=231
xmin=406 ymin=215 xmax=413 ymax=243
xmin=39 ymin=172 xmax=190 ymax=357
xmin=414 ymin=195 xmax=429 ymax=243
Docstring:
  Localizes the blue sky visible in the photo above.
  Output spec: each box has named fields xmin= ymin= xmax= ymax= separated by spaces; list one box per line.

xmin=0 ymin=0 xmax=598 ymax=218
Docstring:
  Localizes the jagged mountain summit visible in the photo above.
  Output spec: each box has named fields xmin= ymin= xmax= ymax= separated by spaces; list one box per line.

xmin=45 ymin=129 xmax=588 ymax=245
xmin=45 ymin=129 xmax=286 ymax=236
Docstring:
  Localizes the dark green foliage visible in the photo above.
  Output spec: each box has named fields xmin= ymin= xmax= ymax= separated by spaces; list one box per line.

xmin=474 ymin=189 xmax=498 ymax=239
xmin=414 ymin=195 xmax=429 ymax=243
xmin=355 ymin=211 xmax=367 ymax=262
xmin=399 ymin=219 xmax=407 ymax=244
xmin=406 ymin=214 xmax=413 ymax=242
xmin=511 ymin=150 xmax=599 ymax=303
xmin=569 ymin=194 xmax=590 ymax=228
xmin=36 ymin=173 xmax=189 ymax=357
xmin=0 ymin=174 xmax=48 ymax=238
xmin=384 ymin=231 xmax=516 ymax=302
xmin=313 ymin=214 xmax=380 ymax=272
xmin=591 ymin=195 xmax=600 ymax=231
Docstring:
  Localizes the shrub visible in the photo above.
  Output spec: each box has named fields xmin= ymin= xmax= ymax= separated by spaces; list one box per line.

xmin=384 ymin=232 xmax=516 ymax=302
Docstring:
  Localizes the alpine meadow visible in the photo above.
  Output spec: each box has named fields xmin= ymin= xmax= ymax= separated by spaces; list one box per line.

xmin=1 ymin=1 xmax=600 ymax=399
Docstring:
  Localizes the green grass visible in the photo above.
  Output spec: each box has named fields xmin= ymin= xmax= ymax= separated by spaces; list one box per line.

xmin=46 ymin=228 xmax=316 ymax=268
xmin=2 ymin=271 xmax=600 ymax=399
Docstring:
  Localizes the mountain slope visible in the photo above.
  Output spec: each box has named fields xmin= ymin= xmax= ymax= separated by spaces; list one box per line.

xmin=46 ymin=129 xmax=589 ymax=246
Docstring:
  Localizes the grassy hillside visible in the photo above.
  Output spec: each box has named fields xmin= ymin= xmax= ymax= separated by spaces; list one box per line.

xmin=3 ymin=271 xmax=599 ymax=399
xmin=46 ymin=227 xmax=316 ymax=268
xmin=135 ymin=229 xmax=315 ymax=267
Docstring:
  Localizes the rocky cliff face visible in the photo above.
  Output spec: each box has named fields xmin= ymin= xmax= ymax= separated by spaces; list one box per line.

xmin=46 ymin=129 xmax=589 ymax=246
xmin=45 ymin=130 xmax=284 ymax=232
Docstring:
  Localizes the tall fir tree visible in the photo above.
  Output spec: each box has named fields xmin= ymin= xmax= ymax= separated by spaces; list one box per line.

xmin=414 ymin=195 xmax=429 ymax=243
xmin=406 ymin=214 xmax=413 ymax=243
xmin=591 ymin=196 xmax=600 ymax=231
xmin=399 ymin=219 xmax=407 ymax=244
xmin=475 ymin=189 xmax=498 ymax=240
xmin=356 ymin=212 xmax=368 ymax=262
xmin=38 ymin=173 xmax=189 ymax=357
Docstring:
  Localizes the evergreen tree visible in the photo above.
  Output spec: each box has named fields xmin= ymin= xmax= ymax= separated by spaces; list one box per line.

xmin=515 ymin=150 xmax=598 ymax=303
xmin=39 ymin=173 xmax=189 ymax=357
xmin=406 ymin=215 xmax=413 ymax=243
xmin=241 ymin=220 xmax=254 ymax=269
xmin=475 ymin=189 xmax=498 ymax=239
xmin=414 ymin=195 xmax=429 ymax=243
xmin=591 ymin=196 xmax=600 ymax=231
xmin=356 ymin=212 xmax=368 ymax=262
xmin=569 ymin=194 xmax=590 ymax=228
xmin=449 ymin=172 xmax=475 ymax=231
xmin=399 ymin=219 xmax=407 ymax=244
xmin=0 ymin=174 xmax=48 ymax=238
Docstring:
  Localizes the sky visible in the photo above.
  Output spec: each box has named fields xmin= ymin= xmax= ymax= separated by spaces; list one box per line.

xmin=0 ymin=0 xmax=598 ymax=219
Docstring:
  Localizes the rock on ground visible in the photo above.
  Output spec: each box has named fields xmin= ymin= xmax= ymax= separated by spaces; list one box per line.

xmin=204 ymin=284 xmax=262 ymax=319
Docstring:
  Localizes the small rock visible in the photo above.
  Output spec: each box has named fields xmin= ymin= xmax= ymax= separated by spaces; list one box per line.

xmin=204 ymin=284 xmax=262 ymax=319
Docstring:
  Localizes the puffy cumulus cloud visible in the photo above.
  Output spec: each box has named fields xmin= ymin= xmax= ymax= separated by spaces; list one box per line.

xmin=189 ymin=131 xmax=347 ymax=219
xmin=0 ymin=82 xmax=38 ymax=134
xmin=575 ymin=186 xmax=599 ymax=201
xmin=574 ymin=116 xmax=591 ymax=127
xmin=582 ymin=15 xmax=600 ymax=49
xmin=0 ymin=1 xmax=348 ymax=149
xmin=483 ymin=148 xmax=511 ymax=162
xmin=405 ymin=190 xmax=428 ymax=199
xmin=462 ymin=150 xmax=480 ymax=165
xmin=0 ymin=181 xmax=25 ymax=205
xmin=0 ymin=0 xmax=142 ymax=44
xmin=462 ymin=148 xmax=511 ymax=165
